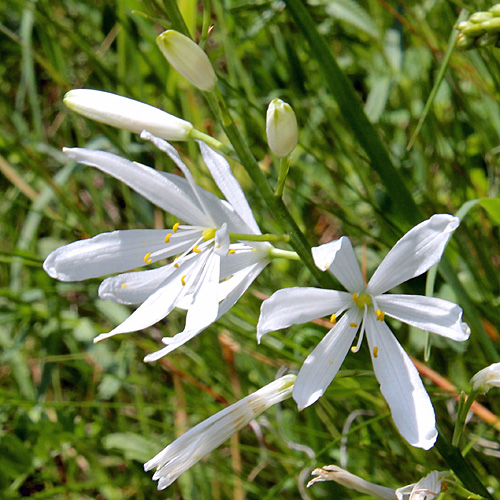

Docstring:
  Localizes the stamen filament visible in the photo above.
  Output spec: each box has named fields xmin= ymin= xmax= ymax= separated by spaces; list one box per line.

xmin=351 ymin=307 xmax=368 ymax=353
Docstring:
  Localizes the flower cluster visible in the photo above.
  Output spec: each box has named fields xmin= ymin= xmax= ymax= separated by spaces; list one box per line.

xmin=44 ymin=27 xmax=478 ymax=495
xmin=456 ymin=5 xmax=500 ymax=49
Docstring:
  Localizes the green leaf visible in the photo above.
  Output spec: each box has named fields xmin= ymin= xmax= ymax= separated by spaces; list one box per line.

xmin=324 ymin=0 xmax=378 ymax=39
xmin=103 ymin=432 xmax=162 ymax=463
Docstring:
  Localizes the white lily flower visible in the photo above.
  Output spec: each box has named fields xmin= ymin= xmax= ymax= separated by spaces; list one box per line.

xmin=258 ymin=215 xmax=470 ymax=449
xmin=44 ymin=132 xmax=270 ymax=360
xmin=156 ymin=30 xmax=217 ymax=92
xmin=144 ymin=374 xmax=296 ymax=490
xmin=64 ymin=89 xmax=193 ymax=141
xmin=308 ymin=466 xmax=450 ymax=500
xmin=470 ymin=362 xmax=500 ymax=394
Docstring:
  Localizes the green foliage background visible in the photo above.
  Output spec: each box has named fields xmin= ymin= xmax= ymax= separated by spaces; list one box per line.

xmin=0 ymin=0 xmax=500 ymax=498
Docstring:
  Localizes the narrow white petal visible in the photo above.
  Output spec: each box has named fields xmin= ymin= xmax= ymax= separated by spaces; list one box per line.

xmin=220 ymin=243 xmax=270 ymax=279
xmin=364 ymin=313 xmax=437 ymax=449
xmin=93 ymin=258 xmax=200 ymax=342
xmin=63 ymin=147 xmax=210 ymax=227
xmin=312 ymin=237 xmax=365 ymax=292
xmin=98 ymin=265 xmax=177 ymax=305
xmin=198 ymin=141 xmax=261 ymax=234
xmin=293 ymin=310 xmax=361 ymax=410
xmin=367 ymin=215 xmax=459 ymax=295
xmin=376 ymin=294 xmax=470 ymax=341
xmin=43 ymin=230 xmax=172 ymax=281
xmin=64 ymin=89 xmax=193 ymax=140
xmin=257 ymin=287 xmax=351 ymax=342
xmin=214 ymin=223 xmax=230 ymax=256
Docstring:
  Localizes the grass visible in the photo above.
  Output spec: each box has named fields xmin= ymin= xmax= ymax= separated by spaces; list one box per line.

xmin=1 ymin=0 xmax=500 ymax=498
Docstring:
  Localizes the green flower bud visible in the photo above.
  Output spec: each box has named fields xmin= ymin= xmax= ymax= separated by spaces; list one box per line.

xmin=266 ymin=98 xmax=298 ymax=157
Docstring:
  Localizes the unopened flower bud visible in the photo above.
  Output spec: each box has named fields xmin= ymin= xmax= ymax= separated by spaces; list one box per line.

xmin=64 ymin=89 xmax=193 ymax=141
xmin=156 ymin=30 xmax=217 ymax=92
xmin=489 ymin=4 xmax=500 ymax=16
xmin=470 ymin=11 xmax=493 ymax=23
xmin=471 ymin=362 xmax=500 ymax=394
xmin=266 ymin=98 xmax=298 ymax=157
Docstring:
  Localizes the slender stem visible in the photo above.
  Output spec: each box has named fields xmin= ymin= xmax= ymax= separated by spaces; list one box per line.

xmin=230 ymin=232 xmax=290 ymax=243
xmin=205 ymin=88 xmax=333 ymax=287
xmin=199 ymin=0 xmax=212 ymax=48
xmin=269 ymin=248 xmax=300 ymax=261
xmin=275 ymin=157 xmax=290 ymax=198
xmin=452 ymin=389 xmax=480 ymax=447
xmin=161 ymin=0 xmax=191 ymax=37
xmin=189 ymin=128 xmax=235 ymax=157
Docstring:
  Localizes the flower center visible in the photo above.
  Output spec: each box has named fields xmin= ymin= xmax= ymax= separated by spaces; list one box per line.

xmin=202 ymin=228 xmax=216 ymax=241
xmin=352 ymin=292 xmax=372 ymax=309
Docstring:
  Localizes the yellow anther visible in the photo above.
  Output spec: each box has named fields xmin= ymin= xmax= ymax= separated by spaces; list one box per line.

xmin=193 ymin=245 xmax=201 ymax=254
xmin=373 ymin=346 xmax=379 ymax=358
xmin=174 ymin=263 xmax=179 ymax=268
xmin=164 ymin=233 xmax=172 ymax=243
xmin=352 ymin=293 xmax=358 ymax=303
xmin=202 ymin=228 xmax=216 ymax=241
xmin=215 ymin=243 xmax=221 ymax=248
xmin=121 ymin=283 xmax=127 ymax=289
xmin=349 ymin=322 xmax=358 ymax=328
xmin=144 ymin=252 xmax=152 ymax=264
xmin=181 ymin=275 xmax=187 ymax=286
xmin=173 ymin=222 xmax=180 ymax=233
xmin=330 ymin=314 xmax=337 ymax=324
xmin=228 ymin=249 xmax=236 ymax=255
xmin=376 ymin=309 xmax=385 ymax=321
xmin=252 ymin=248 xmax=257 ymax=252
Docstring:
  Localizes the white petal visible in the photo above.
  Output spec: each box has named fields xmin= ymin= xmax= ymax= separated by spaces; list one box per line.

xmin=43 ymin=230 xmax=172 ymax=281
xmin=64 ymin=89 xmax=193 ymax=140
xmin=93 ymin=258 xmax=200 ymax=342
xmin=183 ymin=251 xmax=220 ymax=333
xmin=98 ymin=265 xmax=177 ymax=305
xmin=293 ymin=310 xmax=361 ymax=410
xmin=198 ymin=141 xmax=261 ymax=234
xmin=63 ymin=147 xmax=210 ymax=227
xmin=367 ymin=215 xmax=459 ymax=295
xmin=220 ymin=243 xmax=270 ymax=279
xmin=312 ymin=237 xmax=365 ymax=292
xmin=257 ymin=287 xmax=352 ymax=342
xmin=214 ymin=223 xmax=229 ymax=256
xmin=364 ymin=313 xmax=437 ymax=449
xmin=376 ymin=294 xmax=470 ymax=341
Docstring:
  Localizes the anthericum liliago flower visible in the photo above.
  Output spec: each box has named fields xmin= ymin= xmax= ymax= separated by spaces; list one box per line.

xmin=144 ymin=374 xmax=296 ymax=490
xmin=257 ymin=215 xmax=470 ymax=449
xmin=44 ymin=132 xmax=270 ymax=361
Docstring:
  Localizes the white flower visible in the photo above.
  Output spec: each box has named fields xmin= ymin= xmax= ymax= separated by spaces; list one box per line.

xmin=44 ymin=132 xmax=270 ymax=361
xmin=470 ymin=362 xmax=500 ymax=394
xmin=156 ymin=30 xmax=217 ymax=92
xmin=258 ymin=215 xmax=470 ymax=449
xmin=308 ymin=466 xmax=449 ymax=500
xmin=144 ymin=374 xmax=296 ymax=490
xmin=64 ymin=89 xmax=193 ymax=141
xmin=266 ymin=98 xmax=299 ymax=157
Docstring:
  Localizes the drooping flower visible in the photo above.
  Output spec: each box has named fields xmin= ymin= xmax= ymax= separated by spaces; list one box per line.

xmin=308 ymin=465 xmax=450 ymax=500
xmin=258 ymin=215 xmax=470 ymax=449
xmin=64 ymin=89 xmax=193 ymax=141
xmin=44 ymin=132 xmax=270 ymax=361
xmin=145 ymin=374 xmax=296 ymax=490
xmin=266 ymin=98 xmax=298 ymax=157
xmin=156 ymin=30 xmax=217 ymax=92
xmin=470 ymin=362 xmax=500 ymax=394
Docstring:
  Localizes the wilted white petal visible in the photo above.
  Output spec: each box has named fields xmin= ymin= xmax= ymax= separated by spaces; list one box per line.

xmin=257 ymin=287 xmax=352 ymax=342
xmin=312 ymin=237 xmax=365 ymax=292
xmin=396 ymin=471 xmax=446 ymax=500
xmin=198 ymin=141 xmax=261 ymax=234
xmin=376 ymin=294 xmax=470 ymax=341
xmin=293 ymin=310 xmax=361 ymax=410
xmin=63 ymin=147 xmax=210 ymax=227
xmin=367 ymin=215 xmax=459 ymax=295
xmin=156 ymin=30 xmax=217 ymax=92
xmin=365 ymin=314 xmax=437 ymax=449
xmin=144 ymin=374 xmax=295 ymax=489
xmin=471 ymin=362 xmax=500 ymax=394
xmin=64 ymin=89 xmax=193 ymax=140
xmin=43 ymin=230 xmax=172 ymax=281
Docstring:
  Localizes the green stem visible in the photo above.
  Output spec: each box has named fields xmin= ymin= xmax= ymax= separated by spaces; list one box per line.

xmin=269 ymin=248 xmax=300 ymax=261
xmin=205 ymin=88 xmax=333 ymax=288
xmin=199 ymin=0 xmax=212 ymax=48
xmin=452 ymin=389 xmax=480 ymax=447
xmin=161 ymin=0 xmax=191 ymax=37
xmin=275 ymin=157 xmax=290 ymax=198
xmin=189 ymin=128 xmax=235 ymax=157
xmin=230 ymin=232 xmax=290 ymax=243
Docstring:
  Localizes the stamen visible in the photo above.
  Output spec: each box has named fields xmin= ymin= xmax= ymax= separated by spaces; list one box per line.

xmin=351 ymin=307 xmax=368 ymax=353
xmin=193 ymin=245 xmax=201 ymax=254
xmin=121 ymin=283 xmax=127 ymax=288
xmin=164 ymin=233 xmax=172 ymax=243
xmin=376 ymin=309 xmax=385 ymax=321
xmin=174 ymin=257 xmax=179 ymax=268
xmin=228 ymin=249 xmax=236 ymax=255
xmin=352 ymin=293 xmax=358 ymax=303
xmin=349 ymin=322 xmax=358 ymax=328
xmin=330 ymin=313 xmax=337 ymax=324
xmin=373 ymin=346 xmax=379 ymax=358
xmin=353 ymin=292 xmax=372 ymax=310
xmin=173 ymin=222 xmax=180 ymax=233
xmin=181 ymin=275 xmax=187 ymax=286
xmin=144 ymin=252 xmax=152 ymax=264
